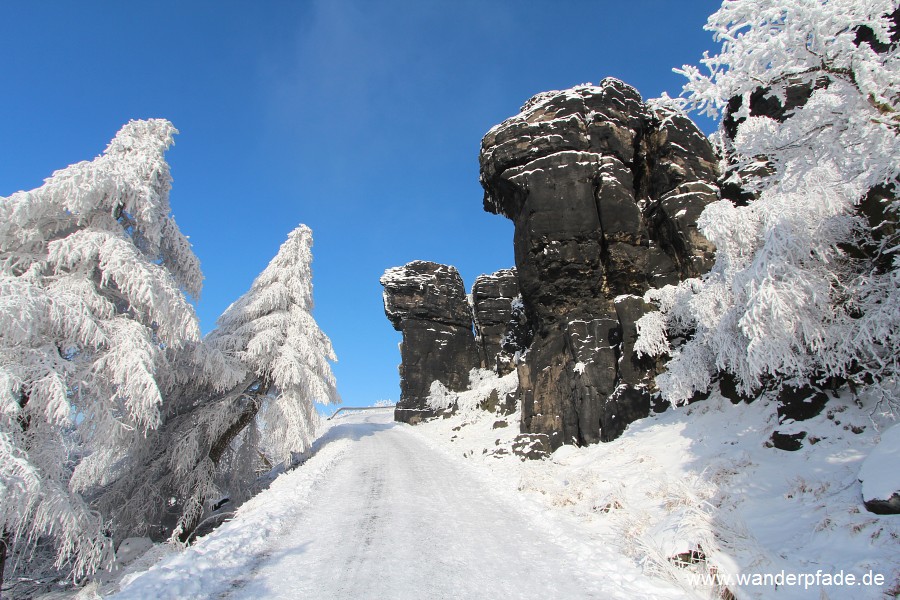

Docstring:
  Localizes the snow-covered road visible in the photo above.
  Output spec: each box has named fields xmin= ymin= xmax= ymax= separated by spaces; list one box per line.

xmin=114 ymin=411 xmax=686 ymax=599
xmin=225 ymin=412 xmax=611 ymax=600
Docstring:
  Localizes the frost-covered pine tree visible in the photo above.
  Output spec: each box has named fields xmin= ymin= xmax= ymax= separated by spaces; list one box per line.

xmin=636 ymin=0 xmax=900 ymax=411
xmin=98 ymin=224 xmax=340 ymax=543
xmin=0 ymin=120 xmax=202 ymax=587
xmin=206 ymin=224 xmax=339 ymax=464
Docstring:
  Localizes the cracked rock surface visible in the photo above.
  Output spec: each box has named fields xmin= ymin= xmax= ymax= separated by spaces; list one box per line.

xmin=471 ymin=269 xmax=519 ymax=376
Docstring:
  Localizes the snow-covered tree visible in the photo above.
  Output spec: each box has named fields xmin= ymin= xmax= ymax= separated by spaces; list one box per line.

xmin=207 ymin=224 xmax=340 ymax=463
xmin=0 ymin=120 xmax=202 ymax=586
xmin=97 ymin=224 xmax=340 ymax=544
xmin=636 ymin=1 xmax=900 ymax=411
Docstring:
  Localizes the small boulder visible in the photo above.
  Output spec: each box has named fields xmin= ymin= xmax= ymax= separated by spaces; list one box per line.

xmin=512 ymin=433 xmax=551 ymax=460
xmin=116 ymin=537 xmax=154 ymax=566
xmin=500 ymin=391 xmax=518 ymax=416
xmin=769 ymin=384 xmax=830 ymax=451
xmin=479 ymin=389 xmax=501 ymax=413
xmin=769 ymin=430 xmax=806 ymax=452
xmin=717 ymin=372 xmax=754 ymax=404
xmin=777 ymin=384 xmax=829 ymax=422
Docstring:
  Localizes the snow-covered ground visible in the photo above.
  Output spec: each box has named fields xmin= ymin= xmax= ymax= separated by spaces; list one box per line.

xmin=99 ymin=408 xmax=688 ymax=600
xmin=413 ymin=372 xmax=900 ymax=599
xmin=66 ymin=375 xmax=898 ymax=600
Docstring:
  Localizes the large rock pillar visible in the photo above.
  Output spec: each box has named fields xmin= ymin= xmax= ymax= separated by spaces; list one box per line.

xmin=479 ymin=78 xmax=719 ymax=448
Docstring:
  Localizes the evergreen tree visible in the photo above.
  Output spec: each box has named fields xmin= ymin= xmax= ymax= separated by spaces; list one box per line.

xmin=0 ymin=120 xmax=202 ymax=585
xmin=97 ymin=225 xmax=340 ymax=544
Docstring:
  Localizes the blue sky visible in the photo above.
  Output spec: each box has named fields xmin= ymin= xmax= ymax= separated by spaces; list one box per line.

xmin=1 ymin=1 xmax=721 ymax=408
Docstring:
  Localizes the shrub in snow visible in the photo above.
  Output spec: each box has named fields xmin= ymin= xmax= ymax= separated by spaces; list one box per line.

xmin=426 ymin=369 xmax=518 ymax=416
xmin=427 ymin=380 xmax=456 ymax=411
xmin=637 ymin=0 xmax=900 ymax=412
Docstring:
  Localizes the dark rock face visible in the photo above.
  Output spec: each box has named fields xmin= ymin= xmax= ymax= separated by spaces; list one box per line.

xmin=480 ymin=78 xmax=719 ymax=449
xmin=471 ymin=269 xmax=519 ymax=375
xmin=381 ymin=261 xmax=479 ymax=424
xmin=777 ymin=385 xmax=830 ymax=423
xmin=479 ymin=388 xmax=517 ymax=416
xmin=718 ymin=372 xmax=755 ymax=404
xmin=512 ymin=433 xmax=551 ymax=460
xmin=768 ymin=384 xmax=832 ymax=451
xmin=865 ymin=494 xmax=900 ymax=515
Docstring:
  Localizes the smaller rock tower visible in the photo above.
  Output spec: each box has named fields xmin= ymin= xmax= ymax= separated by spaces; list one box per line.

xmin=380 ymin=261 xmax=480 ymax=424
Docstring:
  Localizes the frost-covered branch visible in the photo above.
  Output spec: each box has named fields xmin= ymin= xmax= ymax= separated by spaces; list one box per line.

xmin=640 ymin=0 xmax=900 ymax=410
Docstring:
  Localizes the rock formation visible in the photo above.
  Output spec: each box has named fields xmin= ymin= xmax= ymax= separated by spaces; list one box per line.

xmin=471 ymin=269 xmax=519 ymax=376
xmin=479 ymin=78 xmax=719 ymax=449
xmin=381 ymin=261 xmax=480 ymax=424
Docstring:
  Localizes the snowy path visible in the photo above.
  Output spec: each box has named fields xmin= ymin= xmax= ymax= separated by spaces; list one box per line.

xmin=115 ymin=411 xmax=686 ymax=599
xmin=224 ymin=412 xmax=606 ymax=600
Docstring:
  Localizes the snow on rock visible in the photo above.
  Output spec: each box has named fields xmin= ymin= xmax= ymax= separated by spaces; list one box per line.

xmin=860 ymin=423 xmax=900 ymax=514
xmin=114 ymin=538 xmax=155 ymax=566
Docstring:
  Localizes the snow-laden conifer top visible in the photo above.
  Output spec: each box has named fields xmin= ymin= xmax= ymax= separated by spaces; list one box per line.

xmin=208 ymin=224 xmax=339 ymax=410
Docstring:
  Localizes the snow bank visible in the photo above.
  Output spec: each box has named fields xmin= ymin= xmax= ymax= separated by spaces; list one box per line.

xmin=859 ymin=423 xmax=900 ymax=511
xmin=413 ymin=387 xmax=900 ymax=599
xmin=109 ymin=423 xmax=357 ymax=599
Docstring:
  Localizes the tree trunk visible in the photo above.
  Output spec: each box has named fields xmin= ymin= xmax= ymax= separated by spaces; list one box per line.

xmin=0 ymin=528 xmax=10 ymax=600
xmin=208 ymin=395 xmax=263 ymax=465
xmin=177 ymin=382 xmax=269 ymax=543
